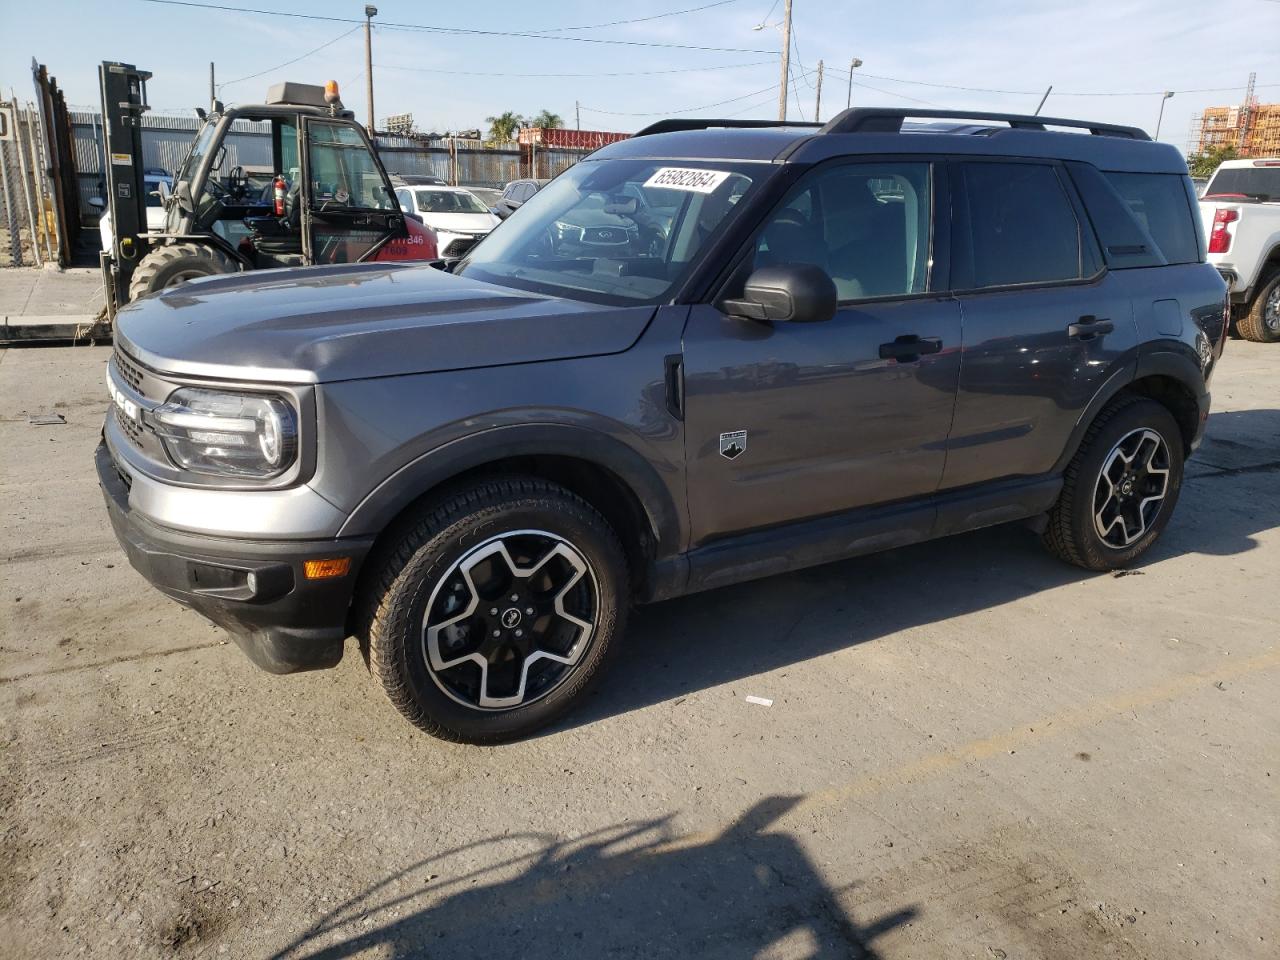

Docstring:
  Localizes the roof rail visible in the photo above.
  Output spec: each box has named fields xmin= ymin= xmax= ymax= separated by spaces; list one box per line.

xmin=818 ymin=108 xmax=1150 ymax=140
xmin=633 ymin=118 xmax=823 ymax=138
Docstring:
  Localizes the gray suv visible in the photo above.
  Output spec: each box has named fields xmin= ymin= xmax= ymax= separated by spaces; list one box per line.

xmin=97 ymin=109 xmax=1228 ymax=742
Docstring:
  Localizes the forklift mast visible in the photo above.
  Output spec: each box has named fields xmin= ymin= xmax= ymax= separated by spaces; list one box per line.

xmin=98 ymin=61 xmax=151 ymax=320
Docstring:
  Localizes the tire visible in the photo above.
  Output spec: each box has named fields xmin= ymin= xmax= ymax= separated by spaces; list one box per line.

xmin=360 ymin=477 xmax=628 ymax=743
xmin=128 ymin=242 xmax=236 ymax=302
xmin=1236 ymin=269 xmax=1280 ymax=343
xmin=1042 ymin=396 xmax=1185 ymax=571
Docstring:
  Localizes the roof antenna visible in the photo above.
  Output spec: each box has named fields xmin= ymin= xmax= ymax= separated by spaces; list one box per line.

xmin=1034 ymin=85 xmax=1053 ymax=116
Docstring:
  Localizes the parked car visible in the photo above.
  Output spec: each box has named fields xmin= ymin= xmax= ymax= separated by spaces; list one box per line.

xmin=391 ymin=173 xmax=447 ymax=187
xmin=394 ymin=185 xmax=502 ymax=258
xmin=98 ymin=109 xmax=1227 ymax=743
xmin=97 ymin=167 xmax=172 ymax=252
xmin=1198 ymin=157 xmax=1280 ymax=341
xmin=464 ymin=185 xmax=503 ymax=215
xmin=495 ymin=178 xmax=549 ymax=219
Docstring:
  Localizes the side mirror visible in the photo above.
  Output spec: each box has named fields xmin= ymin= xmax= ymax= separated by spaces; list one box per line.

xmin=722 ymin=264 xmax=837 ymax=324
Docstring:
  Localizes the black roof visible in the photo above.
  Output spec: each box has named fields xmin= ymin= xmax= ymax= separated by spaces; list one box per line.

xmin=593 ymin=108 xmax=1186 ymax=175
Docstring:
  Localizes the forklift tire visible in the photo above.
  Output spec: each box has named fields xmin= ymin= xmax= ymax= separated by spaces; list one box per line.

xmin=128 ymin=243 xmax=236 ymax=302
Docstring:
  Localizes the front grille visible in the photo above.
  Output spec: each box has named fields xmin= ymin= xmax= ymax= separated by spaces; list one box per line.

xmin=109 ymin=346 xmax=160 ymax=454
xmin=443 ymin=237 xmax=479 ymax=258
xmin=114 ymin=403 xmax=145 ymax=449
xmin=113 ymin=347 xmax=146 ymax=396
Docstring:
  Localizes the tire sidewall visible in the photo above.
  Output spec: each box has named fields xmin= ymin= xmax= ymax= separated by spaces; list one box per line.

xmin=381 ymin=496 xmax=625 ymax=741
xmin=1248 ymin=272 xmax=1280 ymax=343
xmin=1069 ymin=400 xmax=1185 ymax=569
xmin=130 ymin=246 xmax=231 ymax=299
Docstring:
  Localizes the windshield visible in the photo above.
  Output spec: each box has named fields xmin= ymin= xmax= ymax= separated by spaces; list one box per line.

xmin=1204 ymin=166 xmax=1280 ymax=202
xmin=456 ymin=158 xmax=766 ymax=305
xmin=417 ymin=189 xmax=491 ymax=214
xmin=176 ymin=119 xmax=217 ymax=186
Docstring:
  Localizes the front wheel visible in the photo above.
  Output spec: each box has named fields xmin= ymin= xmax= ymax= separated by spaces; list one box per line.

xmin=361 ymin=477 xmax=628 ymax=743
xmin=1042 ymin=396 xmax=1185 ymax=571
xmin=128 ymin=242 xmax=236 ymax=302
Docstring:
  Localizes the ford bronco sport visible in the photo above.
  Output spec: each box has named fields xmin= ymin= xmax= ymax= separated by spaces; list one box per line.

xmin=98 ymin=109 xmax=1229 ymax=742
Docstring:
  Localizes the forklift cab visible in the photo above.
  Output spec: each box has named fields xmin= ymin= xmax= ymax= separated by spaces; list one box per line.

xmin=169 ymin=83 xmax=407 ymax=269
xmin=100 ymin=69 xmax=437 ymax=319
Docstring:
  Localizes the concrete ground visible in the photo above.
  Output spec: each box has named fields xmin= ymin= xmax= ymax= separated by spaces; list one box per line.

xmin=0 ymin=267 xmax=103 ymax=317
xmin=0 ymin=267 xmax=104 ymax=341
xmin=1 ymin=341 xmax=1277 ymax=960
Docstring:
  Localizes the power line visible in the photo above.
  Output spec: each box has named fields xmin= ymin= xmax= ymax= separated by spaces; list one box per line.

xmin=137 ymin=0 xmax=773 ymax=53
xmin=530 ymin=0 xmax=746 ymax=33
xmin=817 ymin=69 xmax=1280 ymax=99
xmin=757 ymin=0 xmax=782 ymax=24
xmin=788 ymin=63 xmax=807 ymax=119
xmin=217 ymin=25 xmax=361 ymax=89
xmin=376 ymin=60 xmax=777 ymax=79
xmin=580 ymin=82 xmax=782 ymax=117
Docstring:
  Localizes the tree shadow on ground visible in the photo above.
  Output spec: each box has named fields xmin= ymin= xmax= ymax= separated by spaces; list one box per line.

xmin=270 ymin=796 xmax=915 ymax=960
xmin=567 ymin=407 xmax=1280 ymax=728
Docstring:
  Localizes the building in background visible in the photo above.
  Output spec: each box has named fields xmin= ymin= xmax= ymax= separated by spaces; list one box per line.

xmin=1188 ymin=73 xmax=1280 ymax=158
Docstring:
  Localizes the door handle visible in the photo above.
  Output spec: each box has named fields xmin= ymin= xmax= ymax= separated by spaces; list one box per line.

xmin=879 ymin=335 xmax=942 ymax=362
xmin=1068 ymin=316 xmax=1114 ymax=340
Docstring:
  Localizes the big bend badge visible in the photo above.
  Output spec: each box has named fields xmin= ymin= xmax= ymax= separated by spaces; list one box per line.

xmin=719 ymin=430 xmax=747 ymax=461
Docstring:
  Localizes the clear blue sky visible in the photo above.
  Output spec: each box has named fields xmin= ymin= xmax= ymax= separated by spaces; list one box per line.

xmin=2 ymin=0 xmax=1277 ymax=149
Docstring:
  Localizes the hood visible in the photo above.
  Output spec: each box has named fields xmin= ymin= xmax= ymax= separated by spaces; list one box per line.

xmin=116 ymin=262 xmax=655 ymax=384
xmin=421 ymin=212 xmax=499 ymax=234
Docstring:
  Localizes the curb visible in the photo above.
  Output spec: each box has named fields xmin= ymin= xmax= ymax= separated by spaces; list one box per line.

xmin=0 ymin=314 xmax=112 ymax=344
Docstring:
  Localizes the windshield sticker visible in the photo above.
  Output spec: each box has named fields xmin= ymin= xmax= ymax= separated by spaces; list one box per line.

xmin=643 ymin=167 xmax=732 ymax=194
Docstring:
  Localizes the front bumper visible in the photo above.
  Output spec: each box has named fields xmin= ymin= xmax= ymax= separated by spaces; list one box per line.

xmin=96 ymin=441 xmax=374 ymax=674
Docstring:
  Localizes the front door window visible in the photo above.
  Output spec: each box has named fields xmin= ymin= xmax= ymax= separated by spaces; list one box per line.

xmin=304 ymin=120 xmax=398 ymax=263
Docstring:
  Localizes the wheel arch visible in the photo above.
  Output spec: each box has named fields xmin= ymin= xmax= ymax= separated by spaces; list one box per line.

xmin=341 ymin=424 xmax=687 ymax=603
xmin=1053 ymin=349 xmax=1206 ymax=472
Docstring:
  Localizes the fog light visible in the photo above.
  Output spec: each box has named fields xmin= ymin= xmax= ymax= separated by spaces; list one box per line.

xmin=304 ymin=558 xmax=351 ymax=580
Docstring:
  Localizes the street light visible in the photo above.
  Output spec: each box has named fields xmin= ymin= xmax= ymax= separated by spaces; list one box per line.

xmin=846 ymin=57 xmax=863 ymax=110
xmin=1154 ymin=90 xmax=1174 ymax=140
xmin=364 ymin=5 xmax=378 ymax=137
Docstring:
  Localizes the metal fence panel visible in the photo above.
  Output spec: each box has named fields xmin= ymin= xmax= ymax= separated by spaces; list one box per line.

xmin=12 ymin=109 xmax=603 ymax=250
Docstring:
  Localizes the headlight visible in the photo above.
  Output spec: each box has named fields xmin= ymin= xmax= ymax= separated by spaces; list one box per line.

xmin=152 ymin=388 xmax=298 ymax=479
xmin=552 ymin=220 xmax=582 ymax=244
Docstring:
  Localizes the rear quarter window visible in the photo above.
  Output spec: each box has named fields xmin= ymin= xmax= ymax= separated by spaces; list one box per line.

xmin=1102 ymin=172 xmax=1200 ymax=264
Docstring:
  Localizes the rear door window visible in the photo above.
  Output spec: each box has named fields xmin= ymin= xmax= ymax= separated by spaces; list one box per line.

xmin=958 ymin=162 xmax=1089 ymax=288
xmin=1102 ymin=172 xmax=1200 ymax=264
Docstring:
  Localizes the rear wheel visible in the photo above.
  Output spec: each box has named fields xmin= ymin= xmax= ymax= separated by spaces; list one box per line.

xmin=1042 ymin=396 xmax=1185 ymax=571
xmin=1237 ymin=269 xmax=1280 ymax=343
xmin=128 ymin=242 xmax=236 ymax=302
xmin=361 ymin=477 xmax=628 ymax=743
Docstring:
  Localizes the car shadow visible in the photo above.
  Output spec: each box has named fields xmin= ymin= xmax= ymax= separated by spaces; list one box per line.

xmin=567 ymin=407 xmax=1280 ymax=730
xmin=268 ymin=796 xmax=915 ymax=959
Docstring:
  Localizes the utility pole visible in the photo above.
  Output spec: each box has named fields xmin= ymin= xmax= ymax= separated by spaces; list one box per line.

xmin=846 ymin=57 xmax=862 ymax=109
xmin=814 ymin=60 xmax=824 ymax=121
xmin=208 ymin=62 xmax=215 ymax=108
xmin=364 ymin=5 xmax=377 ymax=136
xmin=776 ymin=0 xmax=792 ymax=121
xmin=575 ymin=100 xmax=580 ymax=131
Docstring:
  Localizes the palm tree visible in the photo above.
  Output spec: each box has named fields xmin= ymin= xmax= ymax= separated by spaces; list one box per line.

xmin=485 ymin=111 xmax=523 ymax=142
xmin=532 ymin=110 xmax=563 ymax=130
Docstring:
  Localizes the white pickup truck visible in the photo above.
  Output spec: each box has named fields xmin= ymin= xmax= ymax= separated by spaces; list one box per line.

xmin=1199 ymin=158 xmax=1280 ymax=342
